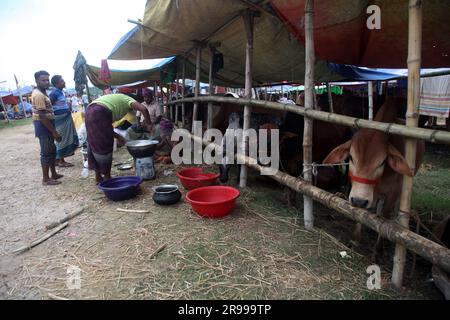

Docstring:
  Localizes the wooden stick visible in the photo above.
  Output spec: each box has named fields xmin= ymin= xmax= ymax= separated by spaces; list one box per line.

xmin=327 ymin=82 xmax=334 ymax=113
xmin=148 ymin=243 xmax=167 ymax=259
xmin=181 ymin=58 xmax=186 ymax=126
xmin=207 ymin=45 xmax=215 ymax=129
xmin=45 ymin=206 xmax=87 ymax=230
xmin=392 ymin=0 xmax=423 ymax=289
xmin=164 ymin=96 xmax=450 ymax=145
xmin=240 ymin=10 xmax=255 ymax=188
xmin=116 ymin=208 xmax=150 ymax=214
xmin=193 ymin=45 xmax=202 ymax=128
xmin=368 ymin=81 xmax=374 ymax=120
xmin=303 ymin=0 xmax=315 ymax=230
xmin=12 ymin=222 xmax=69 ymax=254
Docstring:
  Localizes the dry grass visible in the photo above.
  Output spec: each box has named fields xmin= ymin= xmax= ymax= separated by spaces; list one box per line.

xmin=0 ymin=127 xmax=444 ymax=299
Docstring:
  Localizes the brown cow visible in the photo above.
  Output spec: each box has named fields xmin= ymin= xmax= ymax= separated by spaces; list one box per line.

xmin=323 ymin=97 xmax=425 ymax=257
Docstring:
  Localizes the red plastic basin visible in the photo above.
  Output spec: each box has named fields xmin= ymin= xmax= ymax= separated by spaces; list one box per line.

xmin=186 ymin=186 xmax=240 ymax=218
xmin=176 ymin=167 xmax=220 ymax=190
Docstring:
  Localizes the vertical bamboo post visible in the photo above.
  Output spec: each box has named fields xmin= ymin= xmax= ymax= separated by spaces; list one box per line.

xmin=239 ymin=10 xmax=255 ymax=188
xmin=327 ymin=82 xmax=334 ymax=113
xmin=303 ymin=0 xmax=315 ymax=230
xmin=392 ymin=0 xmax=422 ymax=289
xmin=175 ymin=74 xmax=179 ymax=125
xmin=368 ymin=81 xmax=374 ymax=120
xmin=193 ymin=44 xmax=202 ymax=132
xmin=208 ymin=45 xmax=215 ymax=129
xmin=169 ymin=83 xmax=173 ymax=121
xmin=182 ymin=59 xmax=186 ymax=126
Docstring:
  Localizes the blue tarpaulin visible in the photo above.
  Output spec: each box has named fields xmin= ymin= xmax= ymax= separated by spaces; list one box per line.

xmin=328 ymin=63 xmax=450 ymax=81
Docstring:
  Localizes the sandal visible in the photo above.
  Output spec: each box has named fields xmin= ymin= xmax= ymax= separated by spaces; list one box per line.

xmin=52 ymin=173 xmax=64 ymax=179
xmin=42 ymin=179 xmax=61 ymax=186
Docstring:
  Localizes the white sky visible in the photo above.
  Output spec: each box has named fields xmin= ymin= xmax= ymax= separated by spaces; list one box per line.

xmin=0 ymin=0 xmax=164 ymax=90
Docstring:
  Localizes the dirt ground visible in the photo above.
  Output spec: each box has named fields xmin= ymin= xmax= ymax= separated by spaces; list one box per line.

xmin=0 ymin=123 xmax=444 ymax=300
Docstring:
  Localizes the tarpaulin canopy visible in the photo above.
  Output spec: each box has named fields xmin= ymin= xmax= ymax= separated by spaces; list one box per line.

xmin=85 ymin=56 xmax=176 ymax=89
xmin=108 ymin=0 xmax=341 ymax=87
xmin=12 ymin=86 xmax=33 ymax=97
xmin=0 ymin=92 xmax=18 ymax=105
xmin=328 ymin=64 xmax=450 ymax=81
xmin=271 ymin=0 xmax=450 ymax=68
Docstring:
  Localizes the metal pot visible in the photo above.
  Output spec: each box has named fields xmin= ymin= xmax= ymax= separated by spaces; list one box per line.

xmin=126 ymin=140 xmax=158 ymax=158
xmin=152 ymin=184 xmax=182 ymax=205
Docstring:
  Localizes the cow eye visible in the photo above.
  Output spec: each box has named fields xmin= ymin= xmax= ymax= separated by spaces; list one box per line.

xmin=348 ymin=155 xmax=353 ymax=163
xmin=379 ymin=158 xmax=387 ymax=168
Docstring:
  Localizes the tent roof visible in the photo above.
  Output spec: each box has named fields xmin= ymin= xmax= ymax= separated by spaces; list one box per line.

xmin=108 ymin=0 xmax=341 ymax=87
xmin=85 ymin=57 xmax=176 ymax=89
xmin=12 ymin=85 xmax=33 ymax=97
xmin=271 ymin=0 xmax=450 ymax=68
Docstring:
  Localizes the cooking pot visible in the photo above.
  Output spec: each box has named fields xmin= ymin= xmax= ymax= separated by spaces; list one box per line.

xmin=152 ymin=184 xmax=182 ymax=205
xmin=126 ymin=140 xmax=158 ymax=158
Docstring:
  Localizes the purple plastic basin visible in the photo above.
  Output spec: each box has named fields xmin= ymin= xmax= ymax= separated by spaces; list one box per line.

xmin=98 ymin=176 xmax=143 ymax=201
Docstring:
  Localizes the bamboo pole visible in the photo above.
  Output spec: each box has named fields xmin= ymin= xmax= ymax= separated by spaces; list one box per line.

xmin=240 ymin=10 xmax=255 ymax=188
xmin=164 ymin=96 xmax=450 ymax=145
xmin=303 ymin=0 xmax=315 ymax=229
xmin=182 ymin=59 xmax=186 ymax=126
xmin=327 ymin=82 xmax=334 ymax=113
xmin=208 ymin=45 xmax=215 ymax=129
xmin=368 ymin=81 xmax=374 ymax=120
xmin=175 ymin=74 xmax=179 ymax=125
xmin=169 ymin=83 xmax=173 ymax=121
xmin=392 ymin=0 xmax=423 ymax=289
xmin=188 ymin=132 xmax=450 ymax=273
xmin=45 ymin=206 xmax=87 ymax=230
xmin=12 ymin=222 xmax=69 ymax=254
xmin=14 ymin=75 xmax=27 ymax=118
xmin=193 ymin=45 xmax=202 ymax=131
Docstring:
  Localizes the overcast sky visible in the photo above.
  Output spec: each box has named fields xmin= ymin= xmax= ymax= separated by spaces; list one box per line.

xmin=0 ymin=0 xmax=164 ymax=90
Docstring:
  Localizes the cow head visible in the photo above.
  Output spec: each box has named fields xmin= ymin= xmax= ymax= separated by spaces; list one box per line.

xmin=323 ymin=130 xmax=412 ymax=210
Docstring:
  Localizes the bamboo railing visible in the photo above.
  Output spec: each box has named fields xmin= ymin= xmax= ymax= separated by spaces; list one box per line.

xmin=164 ymin=96 xmax=450 ymax=145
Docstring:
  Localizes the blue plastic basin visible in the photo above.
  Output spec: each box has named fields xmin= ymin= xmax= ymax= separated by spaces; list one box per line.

xmin=98 ymin=176 xmax=143 ymax=201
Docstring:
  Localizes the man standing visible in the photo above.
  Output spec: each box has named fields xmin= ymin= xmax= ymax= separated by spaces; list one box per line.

xmin=32 ymin=71 xmax=63 ymax=185
xmin=49 ymin=75 xmax=79 ymax=167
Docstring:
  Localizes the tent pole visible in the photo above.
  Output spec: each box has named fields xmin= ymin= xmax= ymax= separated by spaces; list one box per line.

xmin=13 ymin=75 xmax=27 ymax=118
xmin=303 ymin=0 xmax=315 ymax=230
xmin=368 ymin=81 xmax=374 ymax=120
xmin=182 ymin=59 xmax=186 ymax=127
xmin=175 ymin=74 xmax=179 ymax=126
xmin=193 ymin=44 xmax=202 ymax=132
xmin=392 ymin=0 xmax=422 ymax=289
xmin=327 ymin=82 xmax=334 ymax=113
xmin=207 ymin=45 xmax=215 ymax=130
xmin=240 ymin=10 xmax=255 ymax=188
xmin=169 ymin=83 xmax=173 ymax=121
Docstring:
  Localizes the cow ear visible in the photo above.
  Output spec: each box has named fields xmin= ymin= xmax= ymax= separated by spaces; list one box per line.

xmin=387 ymin=143 xmax=413 ymax=177
xmin=323 ymin=140 xmax=351 ymax=164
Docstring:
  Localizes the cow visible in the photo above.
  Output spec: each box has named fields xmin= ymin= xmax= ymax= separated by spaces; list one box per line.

xmin=218 ymin=110 xmax=284 ymax=184
xmin=323 ymin=97 xmax=425 ymax=260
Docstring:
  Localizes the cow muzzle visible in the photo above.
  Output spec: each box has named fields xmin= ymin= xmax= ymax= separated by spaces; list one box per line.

xmin=350 ymin=197 xmax=369 ymax=209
